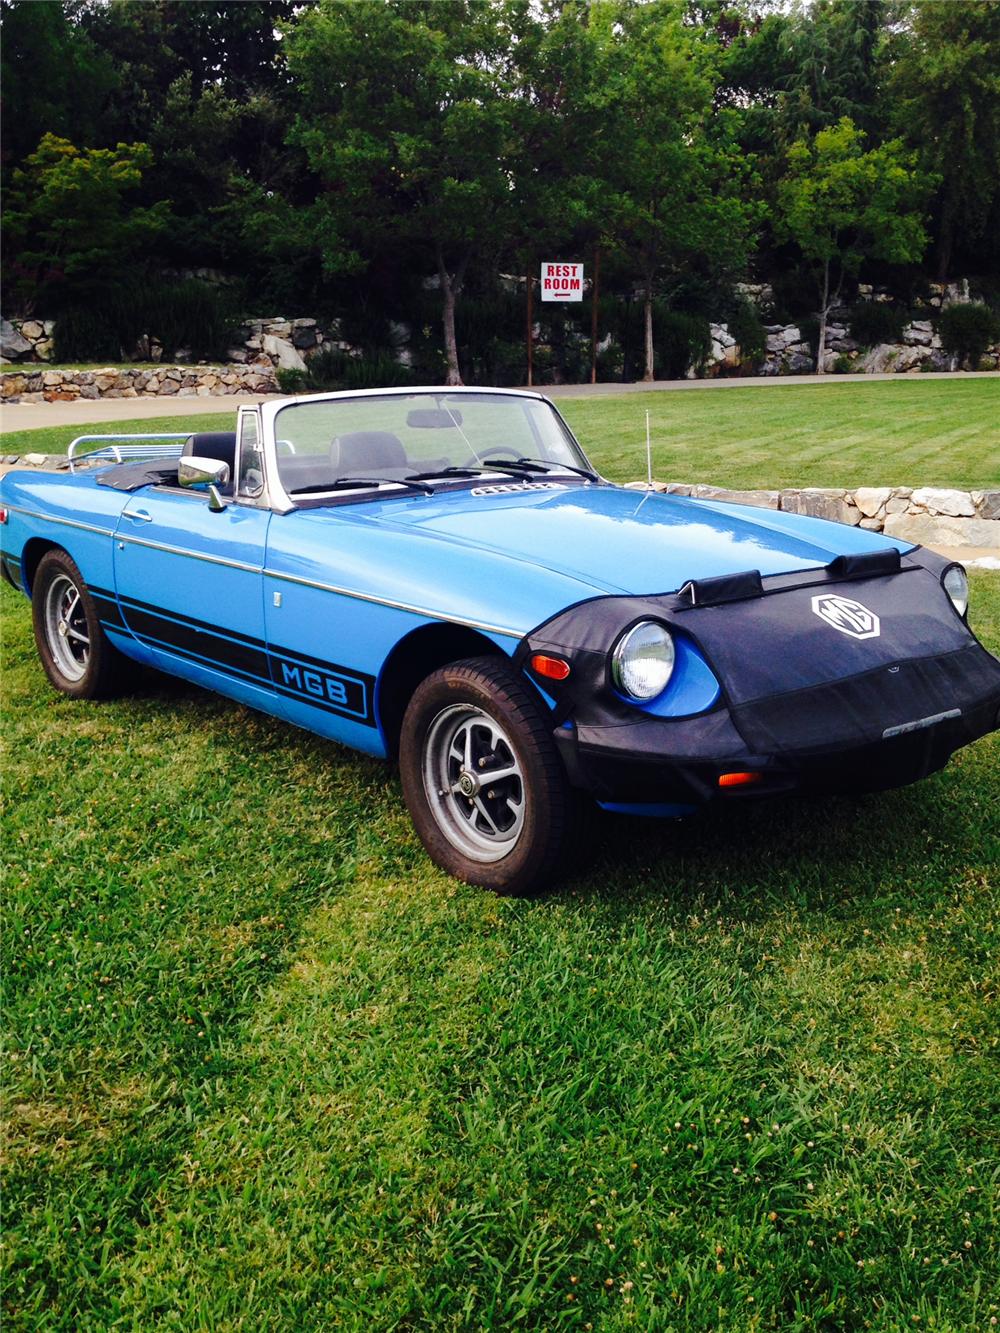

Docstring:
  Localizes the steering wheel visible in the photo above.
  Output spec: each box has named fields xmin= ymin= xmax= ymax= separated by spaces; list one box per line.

xmin=468 ymin=447 xmax=523 ymax=466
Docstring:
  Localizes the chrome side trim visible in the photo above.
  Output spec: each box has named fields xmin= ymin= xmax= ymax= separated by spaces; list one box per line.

xmin=7 ymin=504 xmax=523 ymax=637
xmin=116 ymin=532 xmax=263 ymax=574
xmin=265 ymin=567 xmax=523 ymax=638
xmin=4 ymin=505 xmax=116 ymax=538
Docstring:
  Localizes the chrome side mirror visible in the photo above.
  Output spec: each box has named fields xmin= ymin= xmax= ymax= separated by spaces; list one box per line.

xmin=178 ymin=456 xmax=230 ymax=512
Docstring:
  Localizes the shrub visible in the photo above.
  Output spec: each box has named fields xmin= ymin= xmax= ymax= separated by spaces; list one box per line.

xmin=938 ymin=302 xmax=998 ymax=369
xmin=832 ymin=354 xmax=854 ymax=374
xmin=724 ymin=298 xmax=766 ymax=365
xmin=53 ymin=280 xmax=238 ymax=362
xmin=655 ymin=309 xmax=711 ymax=378
xmin=848 ymin=301 xmax=906 ymax=347
xmin=292 ymin=348 xmax=416 ymax=392
xmin=275 ymin=367 xmax=308 ymax=393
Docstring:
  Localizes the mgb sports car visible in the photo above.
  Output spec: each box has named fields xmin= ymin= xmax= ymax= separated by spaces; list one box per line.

xmin=2 ymin=387 xmax=998 ymax=894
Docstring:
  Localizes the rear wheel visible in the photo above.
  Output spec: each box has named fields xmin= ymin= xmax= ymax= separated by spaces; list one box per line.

xmin=32 ymin=549 xmax=124 ymax=699
xmin=399 ymin=656 xmax=573 ymax=895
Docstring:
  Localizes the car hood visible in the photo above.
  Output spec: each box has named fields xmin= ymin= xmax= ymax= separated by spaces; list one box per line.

xmin=359 ymin=483 xmax=909 ymax=593
xmin=283 ymin=483 xmax=911 ymax=643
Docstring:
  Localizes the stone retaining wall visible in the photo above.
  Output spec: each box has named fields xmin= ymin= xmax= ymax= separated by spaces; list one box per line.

xmin=626 ymin=481 xmax=1000 ymax=552
xmin=1 ymin=364 xmax=278 ymax=403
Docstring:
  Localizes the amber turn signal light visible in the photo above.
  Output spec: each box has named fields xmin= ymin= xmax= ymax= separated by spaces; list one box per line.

xmin=718 ymin=771 xmax=763 ymax=788
xmin=530 ymin=653 xmax=571 ymax=681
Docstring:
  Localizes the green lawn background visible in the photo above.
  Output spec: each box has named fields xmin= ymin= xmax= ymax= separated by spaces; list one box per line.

xmin=3 ymin=377 xmax=999 ymax=490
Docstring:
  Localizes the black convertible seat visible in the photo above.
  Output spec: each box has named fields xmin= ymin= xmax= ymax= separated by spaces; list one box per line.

xmin=331 ymin=430 xmax=407 ymax=475
xmin=183 ymin=432 xmax=237 ymax=471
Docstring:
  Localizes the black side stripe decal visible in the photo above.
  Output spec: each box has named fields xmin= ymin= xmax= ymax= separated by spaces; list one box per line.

xmin=91 ymin=587 xmax=376 ymax=726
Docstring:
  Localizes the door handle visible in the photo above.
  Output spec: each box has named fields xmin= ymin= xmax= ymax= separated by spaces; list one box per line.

xmin=125 ymin=509 xmax=153 ymax=523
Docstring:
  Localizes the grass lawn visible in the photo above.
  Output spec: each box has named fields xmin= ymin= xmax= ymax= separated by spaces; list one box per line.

xmin=2 ymin=377 xmax=998 ymax=491
xmin=3 ymin=564 xmax=999 ymax=1330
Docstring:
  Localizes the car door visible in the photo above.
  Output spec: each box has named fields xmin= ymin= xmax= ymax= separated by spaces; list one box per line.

xmin=112 ymin=409 xmax=273 ymax=703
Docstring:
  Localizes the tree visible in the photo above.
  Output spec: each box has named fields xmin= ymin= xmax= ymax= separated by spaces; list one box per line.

xmin=3 ymin=134 xmax=170 ymax=311
xmin=600 ymin=1 xmax=761 ymax=381
xmin=890 ymin=0 xmax=1000 ymax=280
xmin=284 ymin=0 xmax=521 ymax=385
xmin=0 ymin=0 xmax=116 ymax=174
xmin=776 ymin=117 xmax=930 ymax=373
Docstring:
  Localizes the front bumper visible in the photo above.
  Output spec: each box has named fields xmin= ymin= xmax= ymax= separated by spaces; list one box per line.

xmin=521 ymin=548 xmax=1000 ymax=806
xmin=556 ymin=685 xmax=1000 ymax=805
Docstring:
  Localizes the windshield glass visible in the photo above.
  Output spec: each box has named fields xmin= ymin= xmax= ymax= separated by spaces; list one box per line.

xmin=272 ymin=391 xmax=591 ymax=496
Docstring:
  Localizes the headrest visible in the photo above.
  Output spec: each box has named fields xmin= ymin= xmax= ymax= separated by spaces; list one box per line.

xmin=331 ymin=430 xmax=406 ymax=475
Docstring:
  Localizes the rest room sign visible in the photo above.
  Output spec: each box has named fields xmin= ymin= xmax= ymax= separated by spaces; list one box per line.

xmin=540 ymin=262 xmax=584 ymax=302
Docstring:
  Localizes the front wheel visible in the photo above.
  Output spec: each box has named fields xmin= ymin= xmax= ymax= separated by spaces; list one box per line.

xmin=399 ymin=656 xmax=573 ymax=895
xmin=32 ymin=549 xmax=125 ymax=699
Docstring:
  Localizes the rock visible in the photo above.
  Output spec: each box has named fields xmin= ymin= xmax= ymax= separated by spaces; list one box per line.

xmin=158 ymin=379 xmax=179 ymax=395
xmin=780 ymin=489 xmax=861 ymax=525
xmin=859 ymin=517 xmax=883 ymax=530
xmin=853 ymin=486 xmax=892 ymax=517
xmin=973 ymin=490 xmax=1000 ymax=521
xmin=79 ymin=384 xmax=99 ymax=399
xmin=1 ymin=318 xmax=32 ymax=359
xmin=292 ymin=326 xmax=318 ymax=350
xmin=226 ymin=347 xmax=249 ymax=363
xmin=857 ymin=343 xmax=899 ymax=374
xmin=1 ymin=375 xmax=26 ymax=396
xmin=883 ymin=512 xmax=1000 ymax=551
xmin=884 ymin=496 xmax=910 ymax=515
xmin=903 ymin=323 xmax=933 ymax=347
xmin=34 ymin=339 xmax=54 ymax=359
xmin=785 ymin=352 xmax=814 ymax=373
xmin=20 ymin=320 xmax=44 ymax=340
xmin=909 ymin=487 xmax=976 ymax=517
xmin=41 ymin=370 xmax=64 ymax=387
xmin=262 ymin=334 xmax=307 ymax=372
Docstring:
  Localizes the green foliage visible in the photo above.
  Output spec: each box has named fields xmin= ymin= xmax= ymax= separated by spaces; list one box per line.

xmin=283 ymin=348 xmax=416 ymax=394
xmin=274 ymin=367 xmax=308 ymax=394
xmin=891 ymin=0 xmax=1000 ymax=277
xmin=724 ymin=297 xmax=766 ymax=365
xmin=848 ymin=301 xmax=908 ymax=347
xmin=53 ymin=281 xmax=238 ymax=362
xmin=0 ymin=0 xmax=116 ymax=169
xmin=3 ymin=134 xmax=170 ymax=310
xmin=655 ymin=309 xmax=712 ymax=379
xmin=938 ymin=302 xmax=999 ymax=369
xmin=832 ymin=353 xmax=855 ymax=374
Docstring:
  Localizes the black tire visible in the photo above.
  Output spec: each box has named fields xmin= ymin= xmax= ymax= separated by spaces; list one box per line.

xmin=31 ymin=549 xmax=125 ymax=699
xmin=399 ymin=655 xmax=573 ymax=896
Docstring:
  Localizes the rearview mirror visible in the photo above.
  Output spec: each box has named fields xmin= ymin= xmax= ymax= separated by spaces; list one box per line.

xmin=179 ymin=456 xmax=230 ymax=512
xmin=406 ymin=408 xmax=462 ymax=428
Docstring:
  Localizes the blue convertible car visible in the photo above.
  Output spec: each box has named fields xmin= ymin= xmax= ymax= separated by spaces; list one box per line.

xmin=2 ymin=387 xmax=998 ymax=893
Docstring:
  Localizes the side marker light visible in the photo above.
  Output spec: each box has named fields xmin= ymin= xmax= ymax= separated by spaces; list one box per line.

xmin=530 ymin=653 xmax=571 ymax=681
xmin=718 ymin=771 xmax=763 ymax=789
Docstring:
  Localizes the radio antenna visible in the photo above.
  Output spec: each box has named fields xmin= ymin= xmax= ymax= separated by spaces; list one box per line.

xmin=645 ymin=410 xmax=653 ymax=490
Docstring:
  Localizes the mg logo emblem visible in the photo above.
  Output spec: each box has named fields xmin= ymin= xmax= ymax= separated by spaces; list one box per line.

xmin=811 ymin=593 xmax=881 ymax=639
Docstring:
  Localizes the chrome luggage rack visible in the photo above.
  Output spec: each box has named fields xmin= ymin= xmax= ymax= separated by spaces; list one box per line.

xmin=67 ymin=433 xmax=191 ymax=473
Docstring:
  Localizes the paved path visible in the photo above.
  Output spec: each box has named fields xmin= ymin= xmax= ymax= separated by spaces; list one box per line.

xmin=3 ymin=370 xmax=998 ymax=434
xmin=534 ymin=370 xmax=999 ymax=398
xmin=0 ymin=393 xmax=283 ymax=435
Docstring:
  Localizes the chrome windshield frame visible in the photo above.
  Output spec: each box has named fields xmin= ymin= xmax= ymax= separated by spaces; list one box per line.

xmin=258 ymin=386 xmax=599 ymax=512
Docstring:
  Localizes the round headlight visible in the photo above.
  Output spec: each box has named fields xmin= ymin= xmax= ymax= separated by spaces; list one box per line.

xmin=611 ymin=621 xmax=675 ymax=700
xmin=943 ymin=565 xmax=968 ymax=617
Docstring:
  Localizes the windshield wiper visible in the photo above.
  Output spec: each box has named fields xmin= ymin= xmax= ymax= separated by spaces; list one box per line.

xmin=405 ymin=464 xmax=529 ymax=482
xmin=289 ymin=476 xmax=435 ymax=496
xmin=482 ymin=456 xmax=599 ymax=482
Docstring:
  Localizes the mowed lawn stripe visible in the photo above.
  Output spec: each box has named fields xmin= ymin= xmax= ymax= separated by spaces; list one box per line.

xmin=5 ymin=574 xmax=997 ymax=1329
xmin=562 ymin=378 xmax=1000 ymax=490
